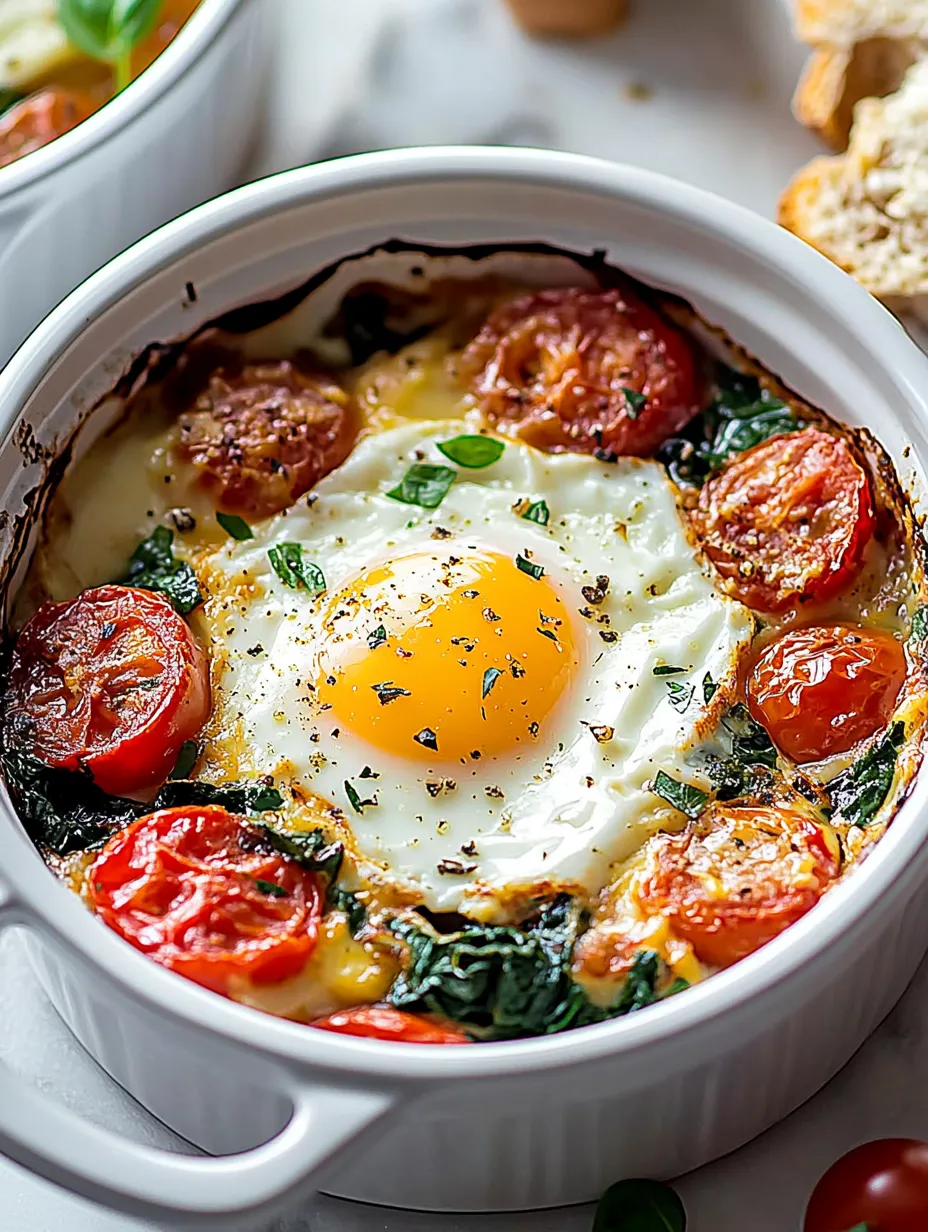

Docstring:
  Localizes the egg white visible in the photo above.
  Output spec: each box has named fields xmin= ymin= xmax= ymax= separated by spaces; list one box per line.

xmin=199 ymin=421 xmax=753 ymax=917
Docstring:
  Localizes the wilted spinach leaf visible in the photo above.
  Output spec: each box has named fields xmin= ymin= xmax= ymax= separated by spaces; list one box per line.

xmin=123 ymin=525 xmax=203 ymax=615
xmin=388 ymin=898 xmax=663 ymax=1039
xmin=1 ymin=748 xmax=138 ymax=855
xmin=704 ymin=705 xmax=777 ymax=801
xmin=593 ymin=1178 xmax=686 ymax=1232
xmin=828 ymin=721 xmax=905 ymax=827
xmin=254 ymin=824 xmax=344 ymax=884
xmin=658 ymin=364 xmax=799 ymax=487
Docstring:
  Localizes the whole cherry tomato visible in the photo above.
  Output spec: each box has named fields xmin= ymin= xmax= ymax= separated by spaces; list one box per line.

xmin=89 ymin=806 xmax=323 ymax=995
xmin=804 ymin=1139 xmax=928 ymax=1232
xmin=7 ymin=585 xmax=210 ymax=797
xmin=748 ymin=624 xmax=906 ymax=763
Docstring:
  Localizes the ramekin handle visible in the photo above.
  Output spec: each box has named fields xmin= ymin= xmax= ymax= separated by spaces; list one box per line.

xmin=0 ymin=877 xmax=396 ymax=1231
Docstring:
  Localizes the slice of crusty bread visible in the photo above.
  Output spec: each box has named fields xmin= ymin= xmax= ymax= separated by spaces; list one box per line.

xmin=503 ymin=0 xmax=627 ymax=36
xmin=780 ymin=56 xmax=928 ymax=315
xmin=796 ymin=0 xmax=928 ymax=47
xmin=794 ymin=37 xmax=918 ymax=149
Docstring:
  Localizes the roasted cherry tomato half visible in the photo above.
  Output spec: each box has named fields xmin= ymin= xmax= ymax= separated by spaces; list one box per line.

xmin=0 ymin=89 xmax=95 ymax=169
xmin=748 ymin=624 xmax=906 ymax=764
xmin=176 ymin=360 xmax=356 ymax=517
xmin=88 ymin=806 xmax=323 ymax=995
xmin=312 ymin=1005 xmax=471 ymax=1044
xmin=694 ymin=428 xmax=874 ymax=611
xmin=639 ymin=805 xmax=838 ymax=968
xmin=804 ymin=1138 xmax=928 ymax=1232
xmin=6 ymin=584 xmax=210 ymax=797
xmin=457 ymin=287 xmax=701 ymax=457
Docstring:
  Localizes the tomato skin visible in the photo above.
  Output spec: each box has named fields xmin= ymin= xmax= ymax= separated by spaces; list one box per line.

xmin=748 ymin=624 xmax=906 ymax=763
xmin=458 ymin=287 xmax=701 ymax=457
xmin=6 ymin=585 xmax=210 ymax=797
xmin=804 ymin=1139 xmax=928 ymax=1232
xmin=639 ymin=805 xmax=838 ymax=968
xmin=88 ymin=807 xmax=322 ymax=995
xmin=176 ymin=361 xmax=355 ymax=518
xmin=694 ymin=428 xmax=874 ymax=611
xmin=0 ymin=89 xmax=96 ymax=169
xmin=312 ymin=1005 xmax=471 ymax=1044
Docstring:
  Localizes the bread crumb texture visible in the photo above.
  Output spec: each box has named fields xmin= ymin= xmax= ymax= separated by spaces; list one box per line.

xmin=780 ymin=57 xmax=928 ymax=300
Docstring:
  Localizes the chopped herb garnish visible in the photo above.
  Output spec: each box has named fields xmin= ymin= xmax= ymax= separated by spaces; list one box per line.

xmin=912 ymin=605 xmax=928 ymax=641
xmin=620 ymin=387 xmax=647 ymax=419
xmin=169 ymin=740 xmax=199 ymax=781
xmin=216 ymin=512 xmax=254 ymax=541
xmin=344 ymin=780 xmax=378 ymax=814
xmin=123 ymin=525 xmax=203 ymax=615
xmin=521 ymin=499 xmax=550 ymax=526
xmin=653 ymin=665 xmax=685 ymax=676
xmin=703 ymin=672 xmax=719 ymax=704
xmin=482 ymin=667 xmax=503 ymax=699
xmin=371 ymin=681 xmax=411 ymax=705
xmin=592 ymin=1178 xmax=686 ymax=1232
xmin=255 ymin=825 xmax=343 ymax=884
xmin=537 ymin=627 xmax=558 ymax=642
xmin=367 ymin=624 xmax=387 ymax=650
xmin=722 ymin=703 xmax=777 ymax=769
xmin=413 ymin=728 xmax=439 ymax=752
xmin=436 ymin=435 xmax=505 ymax=468
xmin=666 ymin=681 xmax=695 ymax=713
xmin=359 ymin=765 xmax=379 ymax=779
xmin=386 ymin=462 xmax=456 ymax=508
xmin=267 ymin=543 xmax=326 ymax=594
xmin=829 ymin=721 xmax=905 ymax=827
xmin=516 ymin=553 xmax=544 ymax=580
xmin=651 ymin=770 xmax=708 ymax=818
xmin=254 ymin=879 xmax=288 ymax=898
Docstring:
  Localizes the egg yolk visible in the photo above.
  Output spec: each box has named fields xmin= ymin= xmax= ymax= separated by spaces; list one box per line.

xmin=314 ymin=546 xmax=579 ymax=764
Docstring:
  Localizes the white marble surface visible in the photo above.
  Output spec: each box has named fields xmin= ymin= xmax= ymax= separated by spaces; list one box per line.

xmin=4 ymin=0 xmax=927 ymax=1229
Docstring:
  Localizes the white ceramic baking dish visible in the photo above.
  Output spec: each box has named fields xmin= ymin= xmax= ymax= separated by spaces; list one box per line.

xmin=1 ymin=147 xmax=928 ymax=1232
xmin=0 ymin=0 xmax=268 ymax=370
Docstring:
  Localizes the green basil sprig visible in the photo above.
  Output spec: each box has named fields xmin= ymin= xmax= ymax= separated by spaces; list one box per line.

xmin=58 ymin=0 xmax=165 ymax=92
xmin=268 ymin=543 xmax=326 ymax=594
xmin=651 ymin=771 xmax=708 ymax=819
xmin=387 ymin=462 xmax=456 ymax=509
xmin=593 ymin=1179 xmax=686 ymax=1232
xmin=437 ymin=435 xmax=505 ymax=468
xmin=217 ymin=512 xmax=254 ymax=541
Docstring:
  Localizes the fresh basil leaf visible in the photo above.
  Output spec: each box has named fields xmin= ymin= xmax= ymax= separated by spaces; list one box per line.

xmin=386 ymin=463 xmax=456 ymax=509
xmin=657 ymin=364 xmax=799 ymax=487
xmin=254 ymin=825 xmax=344 ymax=884
xmin=169 ymin=740 xmax=199 ymax=781
xmin=123 ymin=525 xmax=203 ymax=615
xmin=593 ymin=1178 xmax=686 ymax=1232
xmin=620 ymin=387 xmax=647 ymax=419
xmin=652 ymin=665 xmax=685 ymax=676
xmin=516 ymin=553 xmax=544 ymax=580
xmin=829 ymin=721 xmax=905 ymax=827
xmin=0 ymin=89 xmax=23 ymax=118
xmin=521 ymin=499 xmax=550 ymax=526
xmin=389 ymin=898 xmax=663 ymax=1040
xmin=254 ymin=879 xmax=288 ymax=898
xmin=216 ymin=512 xmax=254 ymax=541
xmin=912 ymin=605 xmax=928 ymax=641
xmin=702 ymin=672 xmax=718 ymax=704
xmin=651 ymin=771 xmax=708 ymax=819
xmin=59 ymin=0 xmax=164 ymax=86
xmin=436 ymin=435 xmax=505 ymax=468
xmin=268 ymin=543 xmax=325 ymax=594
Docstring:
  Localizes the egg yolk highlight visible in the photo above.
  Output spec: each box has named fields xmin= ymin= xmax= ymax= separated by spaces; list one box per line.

xmin=315 ymin=547 xmax=579 ymax=764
